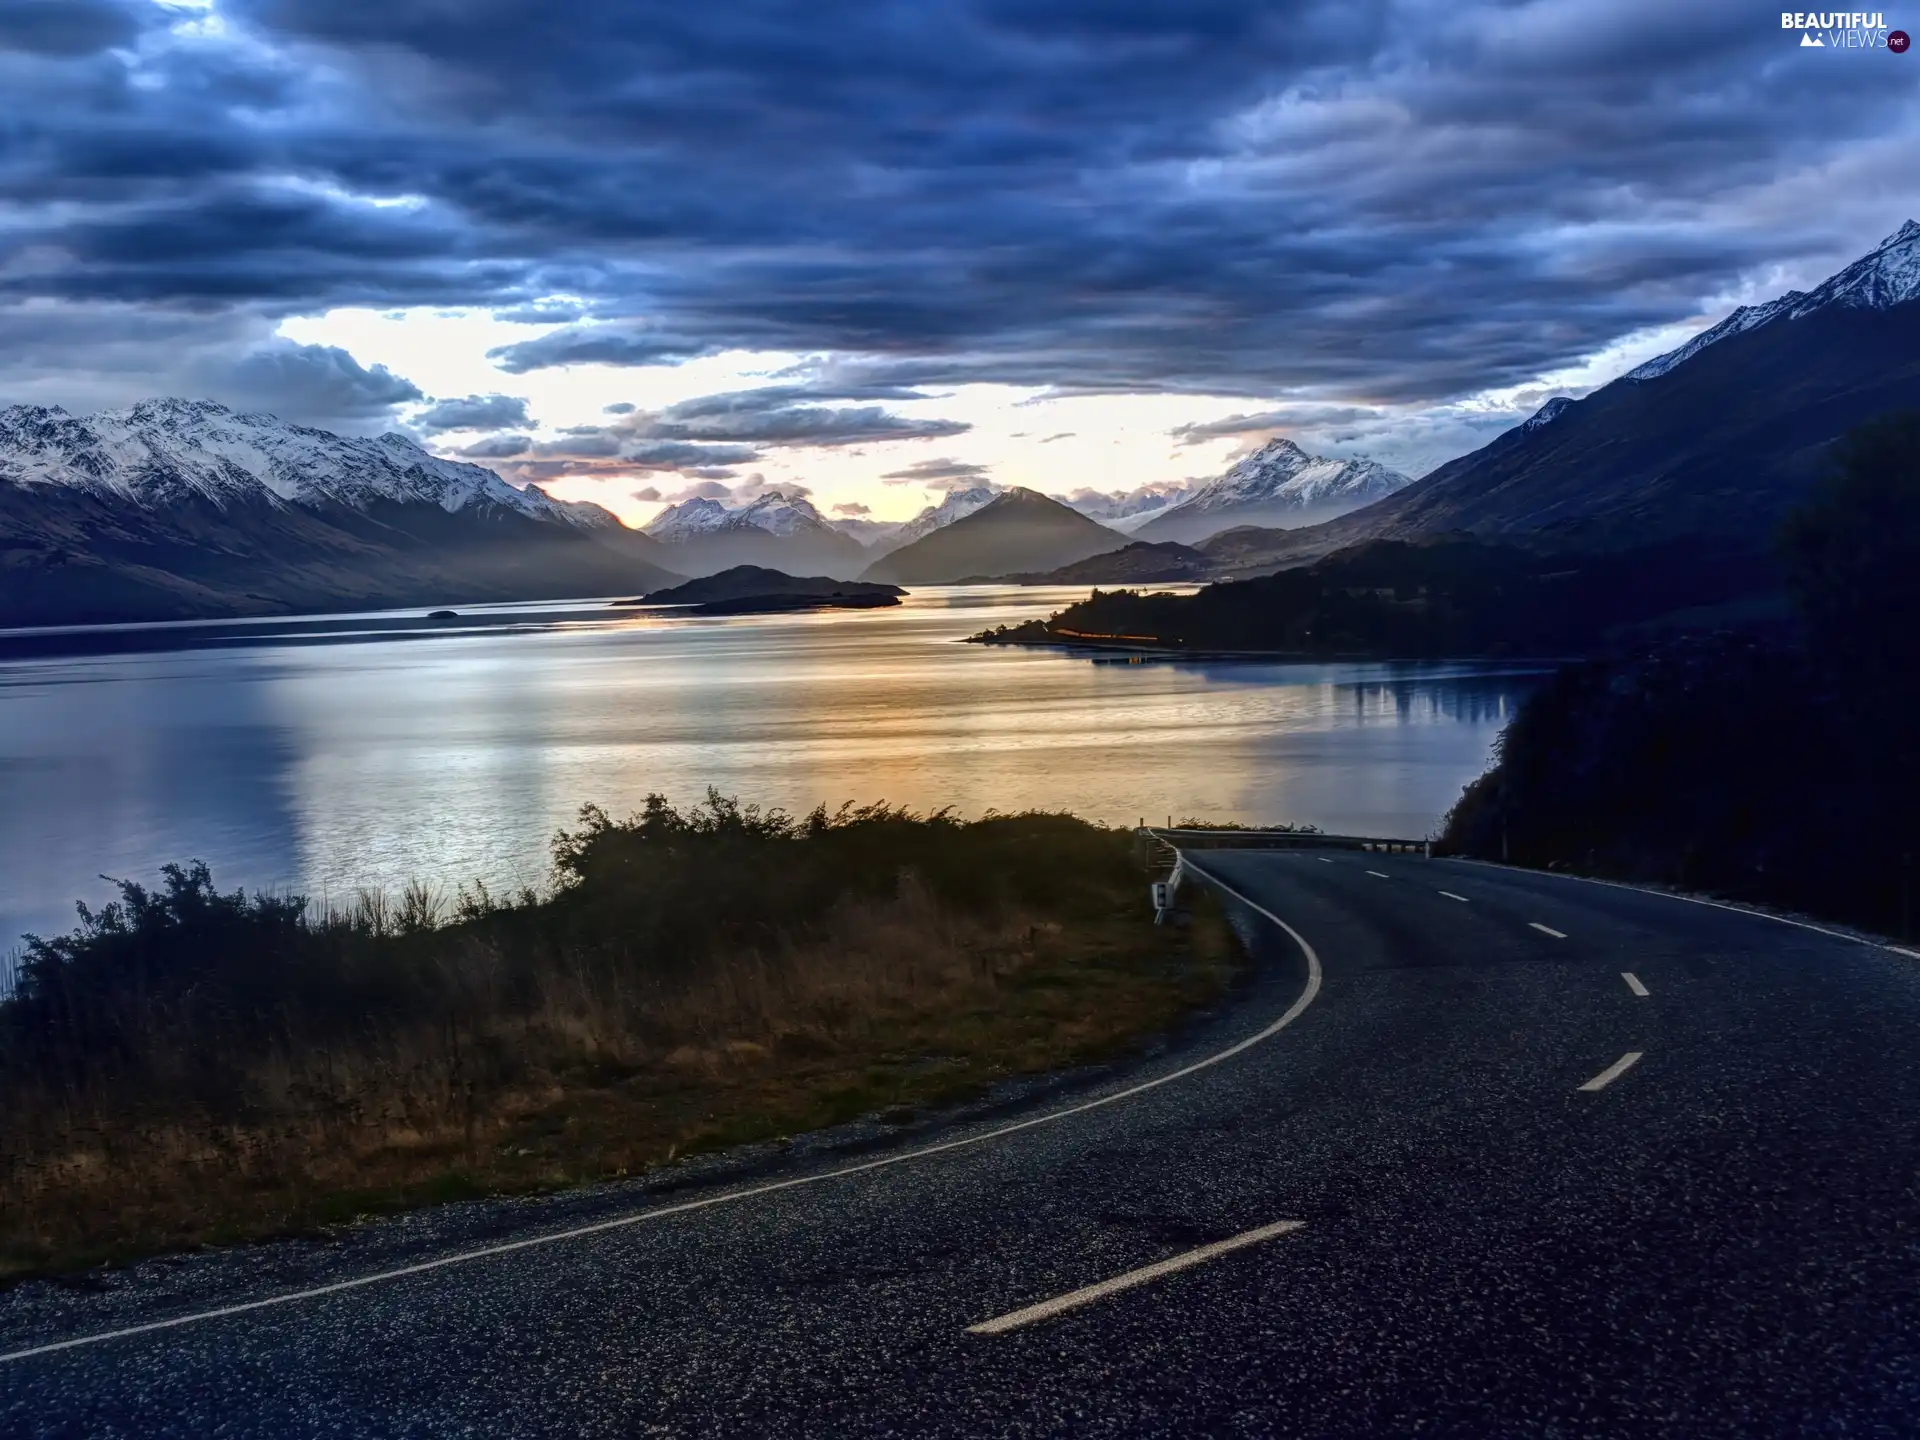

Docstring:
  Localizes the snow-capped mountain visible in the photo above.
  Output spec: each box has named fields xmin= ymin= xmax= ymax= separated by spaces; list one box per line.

xmin=1205 ymin=218 xmax=1920 ymax=574
xmin=861 ymin=487 xmax=1125 ymax=584
xmin=1059 ymin=485 xmax=1191 ymax=532
xmin=825 ymin=515 xmax=905 ymax=546
xmin=1518 ymin=396 xmax=1575 ymax=434
xmin=870 ymin=486 xmax=998 ymax=556
xmin=0 ymin=398 xmax=617 ymax=527
xmin=643 ymin=489 xmax=842 ymax=541
xmin=1629 ymin=219 xmax=1920 ymax=381
xmin=641 ymin=489 xmax=865 ymax=577
xmin=643 ymin=496 xmax=733 ymax=540
xmin=0 ymin=398 xmax=682 ymax=627
xmin=1134 ymin=439 xmax=1411 ymax=544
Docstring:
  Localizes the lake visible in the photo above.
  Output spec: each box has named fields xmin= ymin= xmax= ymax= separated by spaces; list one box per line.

xmin=0 ymin=585 xmax=1547 ymax=951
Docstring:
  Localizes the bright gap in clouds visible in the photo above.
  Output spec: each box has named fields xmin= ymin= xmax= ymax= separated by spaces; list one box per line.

xmin=278 ymin=306 xmax=1698 ymax=529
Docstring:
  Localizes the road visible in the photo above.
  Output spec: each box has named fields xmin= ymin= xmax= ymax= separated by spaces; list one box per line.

xmin=3 ymin=851 xmax=1918 ymax=1436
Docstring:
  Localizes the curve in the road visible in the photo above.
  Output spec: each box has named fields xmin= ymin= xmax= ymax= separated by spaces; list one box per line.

xmin=0 ymin=855 xmax=1318 ymax=1367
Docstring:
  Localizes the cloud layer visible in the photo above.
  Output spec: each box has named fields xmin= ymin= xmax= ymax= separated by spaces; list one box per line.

xmin=2 ymin=0 xmax=1918 ymax=442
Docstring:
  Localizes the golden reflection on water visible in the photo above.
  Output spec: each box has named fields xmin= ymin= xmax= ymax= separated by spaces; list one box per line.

xmin=0 ymin=586 xmax=1542 ymax=943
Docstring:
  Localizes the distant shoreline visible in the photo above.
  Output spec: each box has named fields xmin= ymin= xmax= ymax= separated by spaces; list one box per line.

xmin=966 ymin=625 xmax=1573 ymax=666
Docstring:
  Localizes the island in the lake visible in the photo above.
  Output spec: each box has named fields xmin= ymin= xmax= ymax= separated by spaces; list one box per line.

xmin=614 ymin=565 xmax=906 ymax=615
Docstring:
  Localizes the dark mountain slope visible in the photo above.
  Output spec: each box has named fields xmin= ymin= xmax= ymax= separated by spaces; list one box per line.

xmin=1202 ymin=223 xmax=1920 ymax=573
xmin=860 ymin=487 xmax=1125 ymax=584
xmin=0 ymin=483 xmax=681 ymax=628
xmin=0 ymin=400 xmax=684 ymax=626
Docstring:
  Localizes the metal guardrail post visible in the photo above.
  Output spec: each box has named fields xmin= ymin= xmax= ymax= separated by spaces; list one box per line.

xmin=1142 ymin=823 xmax=1434 ymax=919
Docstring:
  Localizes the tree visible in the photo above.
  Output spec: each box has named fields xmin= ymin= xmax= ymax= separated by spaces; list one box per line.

xmin=1780 ymin=410 xmax=1920 ymax=797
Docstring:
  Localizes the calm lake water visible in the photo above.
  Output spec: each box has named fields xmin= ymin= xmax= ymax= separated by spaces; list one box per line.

xmin=0 ymin=585 xmax=1547 ymax=950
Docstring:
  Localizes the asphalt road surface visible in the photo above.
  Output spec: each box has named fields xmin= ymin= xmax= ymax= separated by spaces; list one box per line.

xmin=3 ymin=852 xmax=1917 ymax=1437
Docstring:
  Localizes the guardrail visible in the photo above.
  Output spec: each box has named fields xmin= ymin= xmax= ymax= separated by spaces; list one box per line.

xmin=1139 ymin=825 xmax=1431 ymax=923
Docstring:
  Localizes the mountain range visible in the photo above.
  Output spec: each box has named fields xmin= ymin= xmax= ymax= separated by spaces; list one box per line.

xmin=0 ymin=399 xmax=681 ymax=626
xmin=1131 ymin=441 xmax=1411 ymax=543
xmin=641 ymin=490 xmax=867 ymax=577
xmin=637 ymin=483 xmax=1003 ymax=577
xmin=8 ymin=223 xmax=1918 ymax=625
xmin=1057 ymin=485 xmax=1187 ymax=529
xmin=1179 ymin=219 xmax=1920 ymax=577
xmin=878 ymin=486 xmax=999 ymax=552
xmin=860 ymin=488 xmax=1127 ymax=584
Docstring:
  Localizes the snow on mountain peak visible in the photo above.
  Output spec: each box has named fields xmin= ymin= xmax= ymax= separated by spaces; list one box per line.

xmin=1519 ymin=396 xmax=1575 ymax=433
xmin=1629 ymin=220 xmax=1920 ymax=381
xmin=1162 ymin=438 xmax=1409 ymax=518
xmin=887 ymin=485 xmax=998 ymax=547
xmin=1060 ymin=483 xmax=1189 ymax=530
xmin=1881 ymin=218 xmax=1920 ymax=251
xmin=643 ymin=488 xmax=838 ymax=542
xmin=0 ymin=399 xmax=617 ymax=528
xmin=643 ymin=496 xmax=732 ymax=539
xmin=734 ymin=490 xmax=832 ymax=536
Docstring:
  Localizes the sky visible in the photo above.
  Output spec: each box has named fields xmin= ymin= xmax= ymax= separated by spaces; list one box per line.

xmin=4 ymin=1 xmax=1919 ymax=528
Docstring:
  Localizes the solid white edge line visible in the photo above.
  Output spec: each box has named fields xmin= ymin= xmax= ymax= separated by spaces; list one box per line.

xmin=1529 ymin=922 xmax=1567 ymax=938
xmin=0 ymin=855 xmax=1324 ymax=1368
xmin=967 ymin=1218 xmax=1306 ymax=1335
xmin=1577 ymin=1051 xmax=1644 ymax=1092
xmin=1438 ymin=891 xmax=1469 ymax=903
xmin=1622 ymin=972 xmax=1650 ymax=997
xmin=1452 ymin=857 xmax=1918 ymax=960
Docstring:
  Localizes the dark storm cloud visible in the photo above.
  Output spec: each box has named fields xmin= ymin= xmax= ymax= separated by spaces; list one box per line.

xmin=503 ymin=426 xmax=762 ymax=472
xmin=7 ymin=0 xmax=1920 ymax=413
xmin=0 ymin=0 xmax=148 ymax=56
xmin=532 ymin=429 xmax=622 ymax=458
xmin=487 ymin=326 xmax=721 ymax=374
xmin=415 ymin=393 xmax=532 ymax=431
xmin=880 ymin=458 xmax=993 ymax=485
xmin=1170 ymin=406 xmax=1376 ymax=444
xmin=641 ymin=389 xmax=969 ymax=446
xmin=490 ymin=300 xmax=589 ymax=325
xmin=211 ymin=340 xmax=422 ymax=427
xmin=621 ymin=440 xmax=761 ymax=467
xmin=458 ymin=432 xmax=533 ymax=458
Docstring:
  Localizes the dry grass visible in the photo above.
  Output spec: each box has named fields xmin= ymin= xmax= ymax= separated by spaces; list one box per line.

xmin=0 ymin=803 xmax=1238 ymax=1277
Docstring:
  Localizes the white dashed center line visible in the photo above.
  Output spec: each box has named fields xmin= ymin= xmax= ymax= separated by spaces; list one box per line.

xmin=1622 ymin=972 xmax=1650 ymax=997
xmin=1367 ymin=870 xmax=1390 ymax=878
xmin=1438 ymin=891 xmax=1469 ymax=902
xmin=1317 ymin=857 xmax=1334 ymax=864
xmin=967 ymin=1219 xmax=1306 ymax=1335
xmin=1577 ymin=1052 xmax=1644 ymax=1092
xmin=1529 ymin=922 xmax=1567 ymax=938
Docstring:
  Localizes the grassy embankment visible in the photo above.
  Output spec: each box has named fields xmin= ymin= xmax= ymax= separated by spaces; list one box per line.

xmin=0 ymin=796 xmax=1237 ymax=1279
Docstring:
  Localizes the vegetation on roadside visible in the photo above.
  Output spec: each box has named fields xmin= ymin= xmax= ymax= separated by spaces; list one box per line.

xmin=1441 ymin=412 xmax=1920 ymax=938
xmin=0 ymin=798 xmax=1238 ymax=1278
